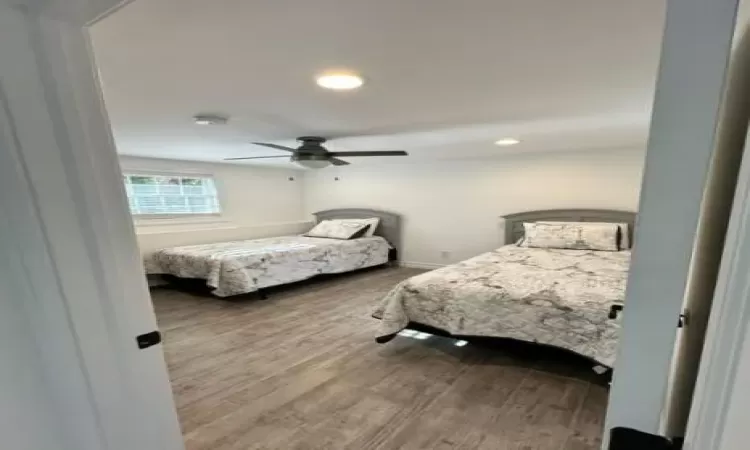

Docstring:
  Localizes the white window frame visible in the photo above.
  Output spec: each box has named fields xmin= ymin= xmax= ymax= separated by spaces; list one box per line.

xmin=121 ymin=170 xmax=223 ymax=222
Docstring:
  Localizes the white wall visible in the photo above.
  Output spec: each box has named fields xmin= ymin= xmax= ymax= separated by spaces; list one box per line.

xmin=303 ymin=148 xmax=645 ymax=267
xmin=121 ymin=148 xmax=645 ymax=267
xmin=119 ymin=156 xmax=311 ymax=255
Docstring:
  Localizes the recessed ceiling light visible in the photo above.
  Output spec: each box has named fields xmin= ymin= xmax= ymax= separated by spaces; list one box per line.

xmin=315 ymin=71 xmax=364 ymax=90
xmin=193 ymin=114 xmax=228 ymax=126
xmin=494 ymin=138 xmax=521 ymax=146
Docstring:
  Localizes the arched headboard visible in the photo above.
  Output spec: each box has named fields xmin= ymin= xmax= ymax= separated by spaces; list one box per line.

xmin=313 ymin=208 xmax=402 ymax=254
xmin=502 ymin=209 xmax=637 ymax=245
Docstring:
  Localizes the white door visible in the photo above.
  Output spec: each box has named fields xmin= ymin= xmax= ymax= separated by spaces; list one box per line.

xmin=0 ymin=2 xmax=183 ymax=449
xmin=663 ymin=8 xmax=750 ymax=438
xmin=604 ymin=0 xmax=741 ymax=445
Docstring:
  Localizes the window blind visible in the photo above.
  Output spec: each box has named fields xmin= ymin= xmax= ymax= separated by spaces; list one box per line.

xmin=123 ymin=173 xmax=221 ymax=216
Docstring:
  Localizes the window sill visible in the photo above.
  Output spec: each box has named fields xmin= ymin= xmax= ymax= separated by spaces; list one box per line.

xmin=134 ymin=215 xmax=230 ymax=228
xmin=133 ymin=220 xmax=313 ymax=237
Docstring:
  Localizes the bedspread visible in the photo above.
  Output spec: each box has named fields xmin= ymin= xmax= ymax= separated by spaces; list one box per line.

xmin=146 ymin=236 xmax=390 ymax=297
xmin=373 ymin=245 xmax=630 ymax=366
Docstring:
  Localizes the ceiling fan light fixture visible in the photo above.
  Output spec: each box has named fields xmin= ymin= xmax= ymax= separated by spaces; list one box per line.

xmin=295 ymin=159 xmax=331 ymax=169
xmin=494 ymin=138 xmax=521 ymax=146
xmin=315 ymin=71 xmax=364 ymax=90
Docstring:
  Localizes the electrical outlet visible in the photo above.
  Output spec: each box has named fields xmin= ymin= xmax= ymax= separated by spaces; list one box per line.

xmin=440 ymin=251 xmax=451 ymax=259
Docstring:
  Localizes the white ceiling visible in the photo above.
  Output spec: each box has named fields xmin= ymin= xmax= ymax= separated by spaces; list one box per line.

xmin=91 ymin=0 xmax=665 ymax=167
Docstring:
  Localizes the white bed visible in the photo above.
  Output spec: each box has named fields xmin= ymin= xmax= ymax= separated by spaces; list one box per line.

xmin=374 ymin=245 xmax=630 ymax=367
xmin=145 ymin=209 xmax=401 ymax=297
xmin=146 ymin=235 xmax=390 ymax=297
xmin=373 ymin=209 xmax=636 ymax=367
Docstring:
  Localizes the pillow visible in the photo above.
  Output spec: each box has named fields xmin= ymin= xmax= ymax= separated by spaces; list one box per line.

xmin=521 ymin=221 xmax=620 ymax=251
xmin=304 ymin=220 xmax=371 ymax=240
xmin=535 ymin=221 xmax=630 ymax=250
xmin=341 ymin=218 xmax=380 ymax=237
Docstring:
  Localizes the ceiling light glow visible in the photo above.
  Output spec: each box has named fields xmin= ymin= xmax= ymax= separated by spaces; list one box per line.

xmin=193 ymin=114 xmax=228 ymax=126
xmin=316 ymin=71 xmax=364 ymax=90
xmin=494 ymin=138 xmax=521 ymax=146
xmin=296 ymin=159 xmax=331 ymax=169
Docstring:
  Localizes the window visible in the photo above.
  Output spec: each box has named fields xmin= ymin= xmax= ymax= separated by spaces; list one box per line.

xmin=123 ymin=173 xmax=221 ymax=217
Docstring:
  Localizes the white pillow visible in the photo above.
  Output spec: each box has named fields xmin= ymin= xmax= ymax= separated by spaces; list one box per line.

xmin=535 ymin=221 xmax=630 ymax=250
xmin=344 ymin=218 xmax=380 ymax=237
xmin=521 ymin=221 xmax=620 ymax=251
xmin=305 ymin=220 xmax=371 ymax=240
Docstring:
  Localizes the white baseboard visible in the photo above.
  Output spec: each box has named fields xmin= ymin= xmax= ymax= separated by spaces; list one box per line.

xmin=399 ymin=261 xmax=446 ymax=270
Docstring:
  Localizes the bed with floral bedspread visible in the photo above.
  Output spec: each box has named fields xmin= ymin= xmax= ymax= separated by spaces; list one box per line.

xmin=373 ymin=245 xmax=630 ymax=367
xmin=146 ymin=235 xmax=390 ymax=297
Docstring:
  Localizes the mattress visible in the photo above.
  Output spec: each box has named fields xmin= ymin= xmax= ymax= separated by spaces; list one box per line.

xmin=145 ymin=235 xmax=390 ymax=297
xmin=373 ymin=245 xmax=630 ymax=367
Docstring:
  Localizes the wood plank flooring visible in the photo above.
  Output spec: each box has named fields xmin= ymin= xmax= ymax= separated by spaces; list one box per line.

xmin=151 ymin=267 xmax=609 ymax=450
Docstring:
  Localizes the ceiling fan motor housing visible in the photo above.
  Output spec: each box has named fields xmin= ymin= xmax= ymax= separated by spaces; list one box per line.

xmin=297 ymin=136 xmax=327 ymax=145
xmin=296 ymin=136 xmax=328 ymax=159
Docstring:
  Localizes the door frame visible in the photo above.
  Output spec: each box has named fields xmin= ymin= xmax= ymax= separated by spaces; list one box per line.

xmin=0 ymin=1 xmax=183 ymax=449
xmin=683 ymin=17 xmax=750 ymax=442
xmin=604 ymin=0 xmax=741 ymax=445
xmin=684 ymin=140 xmax=750 ymax=448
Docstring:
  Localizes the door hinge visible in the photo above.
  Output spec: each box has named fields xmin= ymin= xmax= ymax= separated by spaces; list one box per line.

xmin=136 ymin=330 xmax=162 ymax=349
xmin=609 ymin=427 xmax=683 ymax=450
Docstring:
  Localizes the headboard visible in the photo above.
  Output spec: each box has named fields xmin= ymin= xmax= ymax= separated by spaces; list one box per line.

xmin=313 ymin=208 xmax=402 ymax=253
xmin=501 ymin=209 xmax=637 ymax=245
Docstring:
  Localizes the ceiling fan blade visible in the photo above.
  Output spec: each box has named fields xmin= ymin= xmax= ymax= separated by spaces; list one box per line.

xmin=329 ymin=158 xmax=351 ymax=166
xmin=252 ymin=142 xmax=297 ymax=152
xmin=223 ymin=156 xmax=290 ymax=161
xmin=327 ymin=151 xmax=408 ymax=157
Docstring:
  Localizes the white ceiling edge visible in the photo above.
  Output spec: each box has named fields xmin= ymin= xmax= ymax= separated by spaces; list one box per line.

xmin=117 ymin=154 xmax=307 ymax=171
xmin=115 ymin=111 xmax=652 ymax=168
xmin=119 ymin=143 xmax=647 ymax=171
xmin=296 ymin=145 xmax=648 ymax=169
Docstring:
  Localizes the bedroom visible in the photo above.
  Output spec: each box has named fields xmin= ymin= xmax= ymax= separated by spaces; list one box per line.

xmin=88 ymin=1 xmax=656 ymax=449
xmin=11 ymin=0 xmax=750 ymax=448
xmin=59 ymin=0 xmax=692 ymax=448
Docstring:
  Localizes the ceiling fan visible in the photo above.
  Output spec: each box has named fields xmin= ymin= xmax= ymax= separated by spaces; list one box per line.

xmin=224 ymin=136 xmax=408 ymax=168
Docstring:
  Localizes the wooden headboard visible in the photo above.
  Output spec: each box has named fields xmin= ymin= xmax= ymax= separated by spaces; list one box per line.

xmin=312 ymin=208 xmax=402 ymax=253
xmin=501 ymin=209 xmax=637 ymax=245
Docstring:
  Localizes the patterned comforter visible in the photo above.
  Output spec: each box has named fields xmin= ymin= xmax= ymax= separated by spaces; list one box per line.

xmin=373 ymin=245 xmax=630 ymax=367
xmin=146 ymin=236 xmax=390 ymax=297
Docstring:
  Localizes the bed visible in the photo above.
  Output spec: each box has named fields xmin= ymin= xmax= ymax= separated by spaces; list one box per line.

xmin=145 ymin=208 xmax=401 ymax=297
xmin=373 ymin=209 xmax=636 ymax=367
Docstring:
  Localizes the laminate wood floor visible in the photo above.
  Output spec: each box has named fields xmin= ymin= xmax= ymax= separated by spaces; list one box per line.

xmin=151 ymin=267 xmax=609 ymax=450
